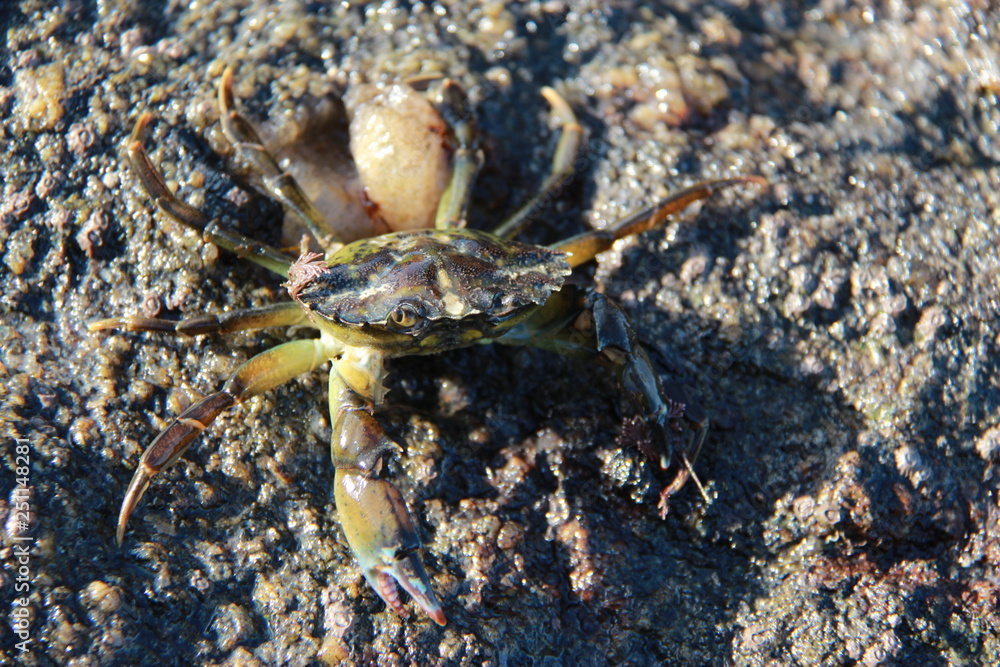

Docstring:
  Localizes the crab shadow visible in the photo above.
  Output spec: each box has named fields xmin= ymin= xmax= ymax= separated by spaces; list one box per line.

xmin=383 ymin=152 xmax=994 ymax=663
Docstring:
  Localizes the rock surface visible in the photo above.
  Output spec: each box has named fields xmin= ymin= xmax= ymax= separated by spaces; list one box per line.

xmin=1 ymin=1 xmax=998 ymax=665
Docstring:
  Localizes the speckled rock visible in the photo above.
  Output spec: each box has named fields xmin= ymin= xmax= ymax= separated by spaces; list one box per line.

xmin=1 ymin=1 xmax=998 ymax=666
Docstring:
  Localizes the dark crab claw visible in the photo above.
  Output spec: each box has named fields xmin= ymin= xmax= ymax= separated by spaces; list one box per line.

xmin=334 ymin=469 xmax=446 ymax=625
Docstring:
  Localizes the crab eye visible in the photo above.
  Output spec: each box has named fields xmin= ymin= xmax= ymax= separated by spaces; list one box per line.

xmin=388 ymin=302 xmax=423 ymax=330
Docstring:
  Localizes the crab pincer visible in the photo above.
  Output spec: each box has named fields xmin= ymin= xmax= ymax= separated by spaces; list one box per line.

xmin=327 ymin=362 xmax=446 ymax=625
xmin=335 ymin=468 xmax=446 ymax=625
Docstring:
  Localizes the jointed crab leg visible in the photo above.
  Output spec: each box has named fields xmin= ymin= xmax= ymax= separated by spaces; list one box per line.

xmin=116 ymin=338 xmax=331 ymax=545
xmin=435 ymin=79 xmax=484 ymax=230
xmin=499 ymin=288 xmax=696 ymax=439
xmin=128 ymin=113 xmax=296 ymax=278
xmin=328 ymin=348 xmax=446 ymax=625
xmin=555 ymin=176 xmax=767 ymax=268
xmin=499 ymin=288 xmax=709 ymax=512
xmin=492 ymin=87 xmax=583 ymax=240
xmin=588 ymin=292 xmax=706 ymax=444
xmin=89 ymin=302 xmax=309 ymax=336
xmin=219 ymin=66 xmax=345 ymax=253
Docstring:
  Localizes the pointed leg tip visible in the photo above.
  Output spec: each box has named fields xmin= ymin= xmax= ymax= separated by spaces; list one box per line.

xmin=427 ymin=605 xmax=447 ymax=626
xmin=129 ymin=112 xmax=153 ymax=145
xmin=219 ymin=65 xmax=236 ymax=116
xmin=116 ymin=466 xmax=152 ymax=547
xmin=221 ymin=64 xmax=235 ymax=92
xmin=115 ymin=509 xmax=132 ymax=547
xmin=115 ymin=497 xmax=131 ymax=546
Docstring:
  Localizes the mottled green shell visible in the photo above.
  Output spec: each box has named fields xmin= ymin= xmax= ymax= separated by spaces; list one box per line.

xmin=294 ymin=228 xmax=570 ymax=350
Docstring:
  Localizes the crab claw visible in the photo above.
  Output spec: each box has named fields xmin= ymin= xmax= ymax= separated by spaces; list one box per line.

xmin=334 ymin=469 xmax=446 ymax=625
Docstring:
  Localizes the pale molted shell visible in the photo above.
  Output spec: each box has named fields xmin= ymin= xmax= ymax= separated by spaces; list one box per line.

xmin=346 ymin=84 xmax=451 ymax=232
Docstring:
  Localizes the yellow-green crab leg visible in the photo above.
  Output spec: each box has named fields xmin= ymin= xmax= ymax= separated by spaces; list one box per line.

xmin=554 ymin=176 xmax=768 ymax=268
xmin=116 ymin=338 xmax=331 ymax=545
xmin=128 ymin=113 xmax=296 ymax=278
xmin=329 ymin=348 xmax=446 ymax=625
xmin=89 ymin=302 xmax=310 ymax=336
xmin=492 ymin=87 xmax=583 ymax=240
xmin=218 ymin=66 xmax=345 ymax=253
xmin=434 ymin=79 xmax=484 ymax=230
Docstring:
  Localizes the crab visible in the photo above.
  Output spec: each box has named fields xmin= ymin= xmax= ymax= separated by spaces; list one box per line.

xmin=91 ymin=66 xmax=765 ymax=626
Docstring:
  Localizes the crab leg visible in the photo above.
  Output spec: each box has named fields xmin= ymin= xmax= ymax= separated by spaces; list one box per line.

xmin=586 ymin=293 xmax=710 ymax=514
xmin=116 ymin=338 xmax=330 ymax=545
xmin=554 ymin=176 xmax=767 ymax=268
xmin=128 ymin=113 xmax=296 ymax=278
xmin=499 ymin=288 xmax=696 ymax=437
xmin=218 ymin=66 xmax=345 ymax=253
xmin=329 ymin=348 xmax=446 ymax=625
xmin=588 ymin=292 xmax=706 ymax=443
xmin=497 ymin=288 xmax=707 ymax=509
xmin=492 ymin=87 xmax=583 ymax=240
xmin=89 ymin=302 xmax=310 ymax=336
xmin=435 ymin=79 xmax=484 ymax=230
